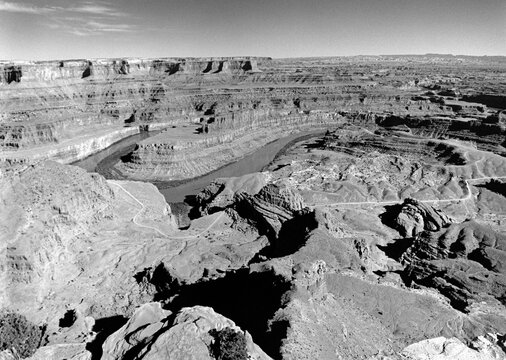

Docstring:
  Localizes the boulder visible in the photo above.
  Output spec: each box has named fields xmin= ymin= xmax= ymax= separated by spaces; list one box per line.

xmin=101 ymin=304 xmax=271 ymax=360
xmin=395 ymin=198 xmax=451 ymax=237
xmin=101 ymin=302 xmax=172 ymax=360
xmin=400 ymin=335 xmax=506 ymax=360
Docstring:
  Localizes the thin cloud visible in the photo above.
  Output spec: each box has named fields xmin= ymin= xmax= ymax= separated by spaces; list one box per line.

xmin=45 ymin=16 xmax=136 ymax=36
xmin=68 ymin=3 xmax=127 ymax=17
xmin=1 ymin=1 xmax=137 ymax=36
xmin=67 ymin=29 xmax=93 ymax=37
xmin=0 ymin=1 xmax=127 ymax=18
xmin=86 ymin=20 xmax=134 ymax=32
xmin=0 ymin=1 xmax=55 ymax=14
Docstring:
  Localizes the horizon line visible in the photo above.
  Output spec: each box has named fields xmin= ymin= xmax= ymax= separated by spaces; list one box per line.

xmin=2 ymin=53 xmax=506 ymax=63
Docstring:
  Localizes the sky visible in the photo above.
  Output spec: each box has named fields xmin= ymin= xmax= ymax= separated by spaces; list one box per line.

xmin=0 ymin=0 xmax=505 ymax=60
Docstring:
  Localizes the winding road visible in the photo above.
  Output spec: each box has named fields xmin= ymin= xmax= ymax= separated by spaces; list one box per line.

xmin=109 ymin=180 xmax=224 ymax=240
xmin=309 ymin=176 xmax=506 ymax=208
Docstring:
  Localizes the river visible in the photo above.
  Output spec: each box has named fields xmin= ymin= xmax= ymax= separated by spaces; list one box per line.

xmin=73 ymin=130 xmax=325 ymax=203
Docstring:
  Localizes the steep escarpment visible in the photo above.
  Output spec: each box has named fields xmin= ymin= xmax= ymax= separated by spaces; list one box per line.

xmin=0 ymin=57 xmax=267 ymax=84
xmin=0 ymin=57 xmax=269 ymax=163
xmin=3 ymin=55 xmax=504 ymax=173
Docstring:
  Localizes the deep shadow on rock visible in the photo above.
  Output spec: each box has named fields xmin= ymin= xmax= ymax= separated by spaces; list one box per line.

xmin=162 ymin=268 xmax=291 ymax=360
xmin=86 ymin=315 xmax=128 ymax=360
xmin=476 ymin=179 xmax=506 ymax=198
xmin=377 ymin=237 xmax=415 ymax=261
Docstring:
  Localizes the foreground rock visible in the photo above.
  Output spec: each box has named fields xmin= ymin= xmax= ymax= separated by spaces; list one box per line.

xmin=0 ymin=162 xmax=270 ymax=356
xmin=399 ymin=335 xmax=506 ymax=360
xmin=101 ymin=303 xmax=271 ymax=360
xmin=1 ymin=161 xmax=115 ymax=318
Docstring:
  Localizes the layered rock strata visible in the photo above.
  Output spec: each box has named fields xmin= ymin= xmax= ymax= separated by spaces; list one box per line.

xmin=394 ymin=198 xmax=452 ymax=237
xmin=3 ymin=55 xmax=505 ymax=178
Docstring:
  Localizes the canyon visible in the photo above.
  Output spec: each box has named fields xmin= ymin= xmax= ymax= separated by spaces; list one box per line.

xmin=1 ymin=55 xmax=506 ymax=360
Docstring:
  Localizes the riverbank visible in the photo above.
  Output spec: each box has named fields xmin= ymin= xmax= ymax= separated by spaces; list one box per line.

xmin=115 ymin=113 xmax=339 ymax=182
xmin=73 ymin=127 xmax=330 ymax=203
xmin=158 ymin=129 xmax=329 ymax=202
xmin=262 ymin=130 xmax=329 ymax=170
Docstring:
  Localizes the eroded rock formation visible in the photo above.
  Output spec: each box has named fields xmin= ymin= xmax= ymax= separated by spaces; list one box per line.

xmin=3 ymin=55 xmax=505 ymax=179
xmin=1 ymin=55 xmax=506 ymax=360
xmin=402 ymin=220 xmax=506 ymax=310
xmin=100 ymin=303 xmax=271 ymax=360
xmin=394 ymin=198 xmax=452 ymax=237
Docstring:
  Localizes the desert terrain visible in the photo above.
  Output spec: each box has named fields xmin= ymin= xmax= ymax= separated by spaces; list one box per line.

xmin=1 ymin=55 xmax=506 ymax=359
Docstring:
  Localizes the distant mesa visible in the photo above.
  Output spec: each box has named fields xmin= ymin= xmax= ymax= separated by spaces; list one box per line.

xmin=0 ymin=57 xmax=269 ymax=84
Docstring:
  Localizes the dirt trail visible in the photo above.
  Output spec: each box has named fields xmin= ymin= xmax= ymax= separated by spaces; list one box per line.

xmin=310 ymin=176 xmax=506 ymax=208
xmin=109 ymin=181 xmax=224 ymax=240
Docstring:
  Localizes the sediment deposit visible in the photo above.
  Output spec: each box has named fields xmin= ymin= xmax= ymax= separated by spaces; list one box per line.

xmin=1 ymin=55 xmax=506 ymax=360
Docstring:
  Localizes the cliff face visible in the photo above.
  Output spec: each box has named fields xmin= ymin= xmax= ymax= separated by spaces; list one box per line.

xmin=0 ymin=57 xmax=269 ymax=158
xmin=0 ymin=57 xmax=267 ymax=84
xmin=2 ymin=56 xmax=504 ymax=171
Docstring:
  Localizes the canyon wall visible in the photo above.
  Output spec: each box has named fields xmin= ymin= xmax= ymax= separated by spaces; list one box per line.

xmin=0 ymin=57 xmax=268 ymax=162
xmin=1 ymin=55 xmax=505 ymax=176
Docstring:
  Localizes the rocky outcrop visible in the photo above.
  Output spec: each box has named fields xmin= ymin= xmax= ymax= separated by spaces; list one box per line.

xmin=394 ymin=198 xmax=451 ymax=237
xmin=195 ymin=178 xmax=308 ymax=242
xmin=195 ymin=172 xmax=268 ymax=215
xmin=236 ymin=183 xmax=306 ymax=240
xmin=461 ymin=94 xmax=506 ymax=110
xmin=253 ymin=257 xmax=470 ymax=359
xmin=402 ymin=220 xmax=506 ymax=311
xmin=101 ymin=303 xmax=271 ymax=360
xmin=100 ymin=302 xmax=172 ymax=360
xmin=400 ymin=335 xmax=506 ymax=360
xmin=0 ymin=161 xmax=115 ymax=316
